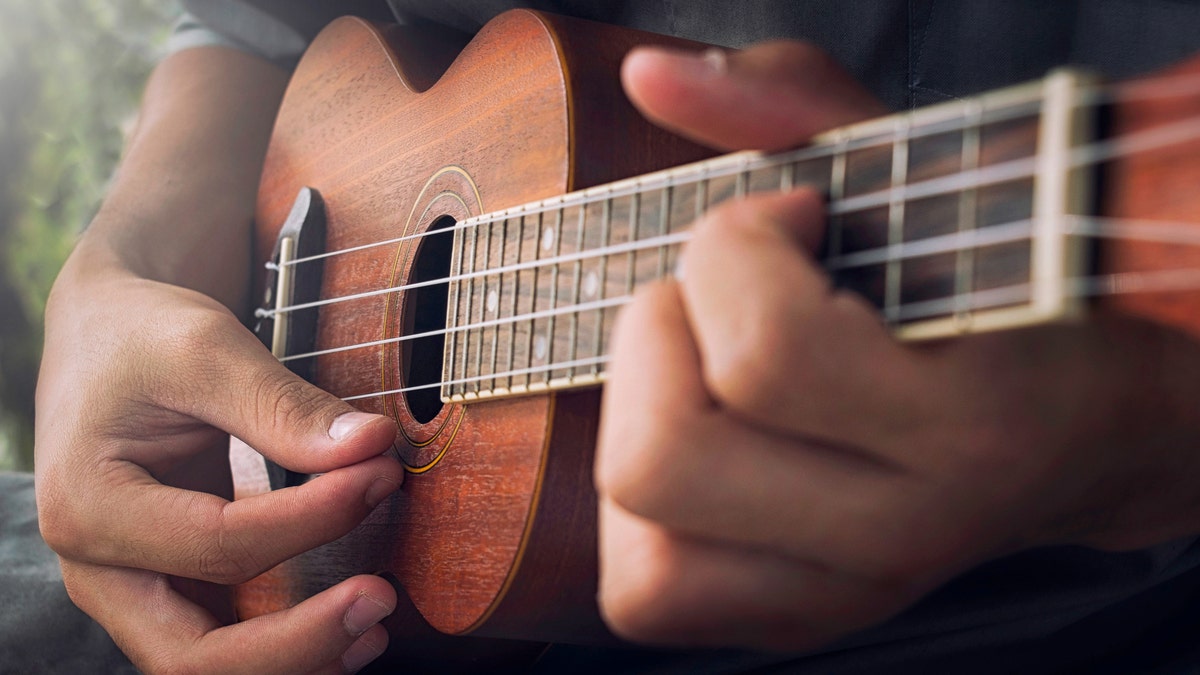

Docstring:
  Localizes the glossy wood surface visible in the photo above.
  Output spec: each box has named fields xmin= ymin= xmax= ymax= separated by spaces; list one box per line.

xmin=235 ymin=7 xmax=1200 ymax=667
xmin=1098 ymin=56 xmax=1200 ymax=335
xmin=240 ymin=8 xmax=714 ymax=655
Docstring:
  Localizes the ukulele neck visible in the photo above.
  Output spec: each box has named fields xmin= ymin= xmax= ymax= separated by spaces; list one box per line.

xmin=441 ymin=69 xmax=1097 ymax=403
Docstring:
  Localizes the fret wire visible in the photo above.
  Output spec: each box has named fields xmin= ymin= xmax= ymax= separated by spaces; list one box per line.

xmin=827 ymin=134 xmax=849 ymax=260
xmin=885 ymin=121 xmax=909 ymax=324
xmin=625 ymin=192 xmax=639 ymax=296
xmin=488 ymin=217 xmax=508 ymax=391
xmin=956 ymin=102 xmax=984 ymax=323
xmin=735 ymin=169 xmax=748 ymax=197
xmin=781 ymin=162 xmax=796 ymax=191
xmin=542 ymin=209 xmax=563 ymax=386
xmin=695 ymin=178 xmax=709 ymax=217
xmin=567 ymin=205 xmax=585 ymax=380
xmin=657 ymin=186 xmax=672 ymax=279
xmin=472 ymin=218 xmax=493 ymax=396
xmin=505 ymin=215 xmax=524 ymax=391
xmin=593 ymin=197 xmax=613 ymax=376
xmin=459 ymin=218 xmax=480 ymax=394
xmin=445 ymin=226 xmax=465 ymax=398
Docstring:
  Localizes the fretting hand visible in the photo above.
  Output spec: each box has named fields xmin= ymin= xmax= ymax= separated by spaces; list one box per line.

xmin=595 ymin=42 xmax=1200 ymax=650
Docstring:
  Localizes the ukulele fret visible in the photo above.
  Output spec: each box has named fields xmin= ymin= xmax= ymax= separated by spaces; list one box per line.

xmin=657 ymin=186 xmax=672 ymax=279
xmin=504 ymin=214 xmax=532 ymax=394
xmin=486 ymin=219 xmax=507 ymax=393
xmin=826 ymin=133 xmax=850 ymax=262
xmin=954 ymin=102 xmax=984 ymax=325
xmin=550 ymin=205 xmax=585 ymax=385
xmin=458 ymin=219 xmax=480 ymax=398
xmin=475 ymin=218 xmax=496 ymax=396
xmin=885 ymin=119 xmax=910 ymax=324
xmin=589 ymin=198 xmax=613 ymax=377
xmin=443 ymin=226 xmax=465 ymax=400
xmin=543 ymin=209 xmax=563 ymax=389
xmin=439 ymin=70 xmax=1097 ymax=401
xmin=625 ymin=192 xmax=639 ymax=296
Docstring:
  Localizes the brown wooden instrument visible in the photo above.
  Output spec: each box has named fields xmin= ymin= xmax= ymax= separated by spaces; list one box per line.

xmin=234 ymin=8 xmax=1200 ymax=668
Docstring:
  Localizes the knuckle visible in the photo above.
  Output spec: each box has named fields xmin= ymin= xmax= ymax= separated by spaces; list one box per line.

xmin=706 ymin=318 xmax=794 ymax=412
xmin=190 ymin=502 xmax=261 ymax=586
xmin=140 ymin=652 xmax=202 ymax=675
xmin=35 ymin=469 xmax=86 ymax=558
xmin=249 ymin=366 xmax=333 ymax=433
xmin=195 ymin=542 xmax=255 ymax=586
xmin=57 ymin=564 xmax=90 ymax=610
xmin=595 ymin=409 xmax=695 ymax=522
xmin=598 ymin=539 xmax=689 ymax=642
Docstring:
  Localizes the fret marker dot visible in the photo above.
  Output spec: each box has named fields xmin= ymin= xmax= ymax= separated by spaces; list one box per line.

xmin=534 ymin=335 xmax=548 ymax=361
xmin=584 ymin=271 xmax=599 ymax=298
xmin=541 ymin=226 xmax=555 ymax=251
xmin=486 ymin=289 xmax=498 ymax=313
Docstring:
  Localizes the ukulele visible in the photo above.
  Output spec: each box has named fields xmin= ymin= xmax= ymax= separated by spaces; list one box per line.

xmin=234 ymin=7 xmax=1200 ymax=664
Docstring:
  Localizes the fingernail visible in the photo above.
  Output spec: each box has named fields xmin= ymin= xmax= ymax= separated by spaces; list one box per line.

xmin=341 ymin=630 xmax=386 ymax=673
xmin=633 ymin=46 xmax=728 ymax=80
xmin=700 ymin=47 xmax=729 ymax=74
xmin=329 ymin=411 xmax=378 ymax=441
xmin=344 ymin=592 xmax=392 ymax=636
xmin=674 ymin=47 xmax=728 ymax=79
xmin=365 ymin=476 xmax=401 ymax=508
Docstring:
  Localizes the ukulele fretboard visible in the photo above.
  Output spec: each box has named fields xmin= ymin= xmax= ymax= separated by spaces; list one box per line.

xmin=442 ymin=70 xmax=1095 ymax=402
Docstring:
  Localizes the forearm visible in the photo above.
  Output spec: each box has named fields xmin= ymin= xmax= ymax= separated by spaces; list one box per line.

xmin=63 ymin=46 xmax=288 ymax=314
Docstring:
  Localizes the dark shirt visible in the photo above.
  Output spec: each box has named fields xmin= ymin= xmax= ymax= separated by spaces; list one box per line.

xmin=13 ymin=1 xmax=1198 ymax=672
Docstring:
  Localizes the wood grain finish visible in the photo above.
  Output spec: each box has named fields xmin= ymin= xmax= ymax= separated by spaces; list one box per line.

xmin=237 ymin=7 xmax=1200 ymax=666
xmin=1098 ymin=56 xmax=1200 ymax=336
xmin=241 ymin=9 xmax=714 ymax=653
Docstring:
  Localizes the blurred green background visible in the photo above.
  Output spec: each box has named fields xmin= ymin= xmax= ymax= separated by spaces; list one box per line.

xmin=0 ymin=0 xmax=179 ymax=471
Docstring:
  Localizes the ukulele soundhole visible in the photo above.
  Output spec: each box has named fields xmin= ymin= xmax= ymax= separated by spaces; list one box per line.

xmin=403 ymin=215 xmax=456 ymax=423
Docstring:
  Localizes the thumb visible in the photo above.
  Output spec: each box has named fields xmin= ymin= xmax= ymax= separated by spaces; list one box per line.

xmin=170 ymin=317 xmax=398 ymax=475
xmin=621 ymin=41 xmax=887 ymax=151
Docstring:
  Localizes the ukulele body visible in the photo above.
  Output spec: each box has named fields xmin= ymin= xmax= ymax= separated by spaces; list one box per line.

xmin=235 ymin=7 xmax=1200 ymax=668
xmin=238 ymin=8 xmax=714 ymax=654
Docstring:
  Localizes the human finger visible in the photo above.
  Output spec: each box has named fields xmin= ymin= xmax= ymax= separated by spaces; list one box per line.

xmin=621 ymin=41 xmax=887 ymax=151
xmin=596 ymin=498 xmax=922 ymax=651
xmin=43 ymin=454 xmax=402 ymax=586
xmin=597 ymin=279 xmax=971 ymax=580
xmin=124 ymin=289 xmax=398 ymax=475
xmin=677 ymin=190 xmax=943 ymax=452
xmin=62 ymin=559 xmax=394 ymax=674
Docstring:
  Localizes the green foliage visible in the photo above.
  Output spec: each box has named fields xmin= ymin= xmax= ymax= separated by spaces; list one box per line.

xmin=0 ymin=0 xmax=179 ymax=470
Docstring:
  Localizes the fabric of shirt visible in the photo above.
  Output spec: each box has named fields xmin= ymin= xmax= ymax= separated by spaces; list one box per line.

xmin=0 ymin=472 xmax=137 ymax=673
xmin=9 ymin=1 xmax=1198 ymax=673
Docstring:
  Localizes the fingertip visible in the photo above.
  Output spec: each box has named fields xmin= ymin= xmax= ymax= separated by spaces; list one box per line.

xmin=364 ymin=472 xmax=403 ymax=509
xmin=325 ymin=411 xmax=399 ymax=466
xmin=624 ymin=41 xmax=886 ymax=151
xmin=343 ymin=587 xmax=396 ymax=636
xmin=328 ymin=411 xmax=382 ymax=441
xmin=341 ymin=624 xmax=388 ymax=673
xmin=691 ymin=189 xmax=827 ymax=255
xmin=329 ymin=411 xmax=397 ymax=445
xmin=339 ymin=576 xmax=395 ymax=672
